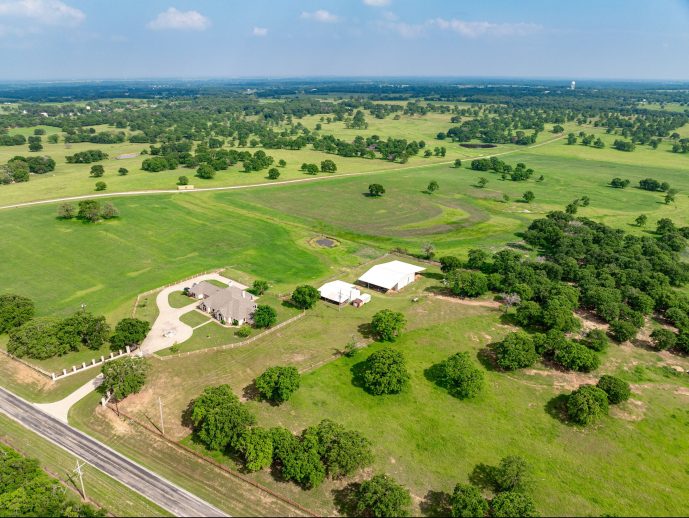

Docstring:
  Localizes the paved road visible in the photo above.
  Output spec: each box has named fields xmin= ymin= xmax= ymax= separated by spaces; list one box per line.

xmin=0 ymin=134 xmax=564 ymax=211
xmin=0 ymin=387 xmax=226 ymax=517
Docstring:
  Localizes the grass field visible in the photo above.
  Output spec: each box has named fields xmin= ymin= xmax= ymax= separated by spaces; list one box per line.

xmin=4 ymin=103 xmax=689 ymax=515
xmin=69 ymin=275 xmax=689 ymax=516
xmin=178 ymin=309 xmax=211 ymax=328
xmin=0 ymin=413 xmax=169 ymax=516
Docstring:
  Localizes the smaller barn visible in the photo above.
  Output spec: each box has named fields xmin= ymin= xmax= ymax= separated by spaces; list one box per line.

xmin=318 ymin=280 xmax=361 ymax=305
xmin=358 ymin=260 xmax=426 ymax=292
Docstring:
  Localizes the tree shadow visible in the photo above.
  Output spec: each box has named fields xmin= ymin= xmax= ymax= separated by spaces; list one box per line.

xmin=420 ymin=490 xmax=452 ymax=517
xmin=357 ymin=322 xmax=374 ymax=339
xmin=544 ymin=394 xmax=571 ymax=425
xmin=468 ymin=463 xmax=497 ymax=492
xmin=281 ymin=299 xmax=299 ymax=310
xmin=350 ymin=361 xmax=368 ymax=390
xmin=477 ymin=346 xmax=501 ymax=372
xmin=242 ymin=382 xmax=260 ymax=402
xmin=423 ymin=362 xmax=445 ymax=386
xmin=332 ymin=482 xmax=361 ymax=516
xmin=423 ymin=285 xmax=447 ymax=296
xmin=180 ymin=399 xmax=195 ymax=428
xmin=499 ymin=312 xmax=519 ymax=327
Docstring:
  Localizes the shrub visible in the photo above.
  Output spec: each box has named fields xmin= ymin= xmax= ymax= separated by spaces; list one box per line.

xmin=355 ymin=474 xmax=412 ymax=518
xmin=235 ymin=325 xmax=252 ymax=338
xmin=101 ymin=356 xmax=149 ymax=401
xmin=110 ymin=318 xmax=150 ymax=350
xmin=609 ymin=320 xmax=638 ymax=342
xmin=253 ymin=305 xmax=277 ymax=329
xmin=491 ymin=491 xmax=539 ymax=517
xmin=362 ymin=348 xmax=410 ymax=395
xmin=515 ymin=301 xmax=543 ymax=328
xmin=191 ymin=385 xmax=256 ymax=451
xmin=597 ymin=375 xmax=631 ymax=404
xmin=255 ymin=366 xmax=300 ymax=403
xmin=437 ymin=352 xmax=484 ymax=399
xmin=370 ymin=309 xmax=406 ymax=342
xmin=235 ymin=427 xmax=273 ymax=472
xmin=95 ymin=181 xmax=107 ymax=191
xmin=302 ymin=419 xmax=374 ymax=478
xmin=495 ymin=332 xmax=538 ymax=371
xmin=177 ymin=175 xmax=189 ymax=185
xmin=439 ymin=255 xmax=462 ymax=273
xmin=650 ymin=328 xmax=677 ymax=350
xmin=0 ymin=294 xmax=35 ymax=334
xmin=267 ymin=168 xmax=280 ymax=179
xmin=7 ymin=317 xmax=65 ymax=359
xmin=368 ymin=183 xmax=385 ymax=196
xmin=583 ymin=329 xmax=608 ymax=352
xmin=493 ymin=455 xmax=530 ymax=492
xmin=446 ymin=270 xmax=489 ymax=298
xmin=450 ymin=483 xmax=489 ymax=518
xmin=553 ymin=340 xmax=600 ymax=372
xmin=196 ymin=164 xmax=215 ymax=179
xmin=567 ymin=385 xmax=609 ymax=425
xmin=118 ymin=167 xmax=128 ymax=176
xmin=275 ymin=434 xmax=325 ymax=489
xmin=57 ymin=203 xmax=77 ymax=219
xmin=291 ymin=285 xmax=320 ymax=310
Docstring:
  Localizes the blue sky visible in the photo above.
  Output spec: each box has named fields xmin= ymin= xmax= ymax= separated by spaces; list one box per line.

xmin=1 ymin=0 xmax=688 ymax=80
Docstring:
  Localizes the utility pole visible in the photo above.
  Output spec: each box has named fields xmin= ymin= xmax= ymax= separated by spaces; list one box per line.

xmin=158 ymin=396 xmax=165 ymax=436
xmin=73 ymin=459 xmax=87 ymax=501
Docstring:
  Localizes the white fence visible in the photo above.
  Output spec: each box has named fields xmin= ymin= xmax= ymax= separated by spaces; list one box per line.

xmin=50 ymin=345 xmax=138 ymax=381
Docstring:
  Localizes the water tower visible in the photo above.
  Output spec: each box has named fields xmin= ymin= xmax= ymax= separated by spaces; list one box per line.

xmin=570 ymin=81 xmax=576 ymax=90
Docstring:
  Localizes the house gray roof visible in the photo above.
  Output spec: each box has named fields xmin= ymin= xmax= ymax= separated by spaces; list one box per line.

xmin=201 ymin=285 xmax=257 ymax=323
xmin=190 ymin=281 xmax=222 ymax=299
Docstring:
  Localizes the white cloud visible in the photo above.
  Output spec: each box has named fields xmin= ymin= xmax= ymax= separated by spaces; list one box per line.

xmin=300 ymin=9 xmax=338 ymax=23
xmin=379 ymin=16 xmax=541 ymax=39
xmin=382 ymin=20 xmax=425 ymax=38
xmin=0 ymin=0 xmax=84 ymax=26
xmin=147 ymin=7 xmax=210 ymax=31
xmin=364 ymin=0 xmax=391 ymax=6
xmin=432 ymin=17 xmax=541 ymax=38
xmin=252 ymin=26 xmax=268 ymax=37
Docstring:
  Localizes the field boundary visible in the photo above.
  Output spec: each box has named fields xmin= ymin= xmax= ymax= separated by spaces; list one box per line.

xmin=156 ymin=311 xmax=306 ymax=360
xmin=0 ymin=348 xmax=52 ymax=378
xmin=106 ymin=405 xmax=318 ymax=517
xmin=0 ymin=133 xmax=564 ymax=212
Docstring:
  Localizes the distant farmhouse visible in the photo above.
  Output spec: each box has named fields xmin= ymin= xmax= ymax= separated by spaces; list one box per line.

xmin=358 ymin=260 xmax=425 ymax=292
xmin=189 ymin=281 xmax=257 ymax=325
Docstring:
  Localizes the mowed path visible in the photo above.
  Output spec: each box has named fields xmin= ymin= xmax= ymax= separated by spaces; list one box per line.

xmin=0 ymin=135 xmax=564 ymax=211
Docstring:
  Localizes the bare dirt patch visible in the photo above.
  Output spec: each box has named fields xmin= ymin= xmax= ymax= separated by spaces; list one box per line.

xmin=610 ymin=399 xmax=646 ymax=422
xmin=522 ymin=368 xmax=597 ymax=391
xmin=95 ymin=405 xmax=131 ymax=435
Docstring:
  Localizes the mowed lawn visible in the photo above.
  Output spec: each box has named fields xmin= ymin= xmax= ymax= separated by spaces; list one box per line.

xmin=0 ymin=193 xmax=335 ymax=321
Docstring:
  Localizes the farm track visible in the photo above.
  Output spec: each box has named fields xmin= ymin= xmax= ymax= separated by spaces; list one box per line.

xmin=0 ymin=135 xmax=564 ymax=211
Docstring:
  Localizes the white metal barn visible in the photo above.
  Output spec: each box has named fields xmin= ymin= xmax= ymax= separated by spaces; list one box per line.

xmin=318 ymin=280 xmax=361 ymax=305
xmin=357 ymin=260 xmax=426 ymax=292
